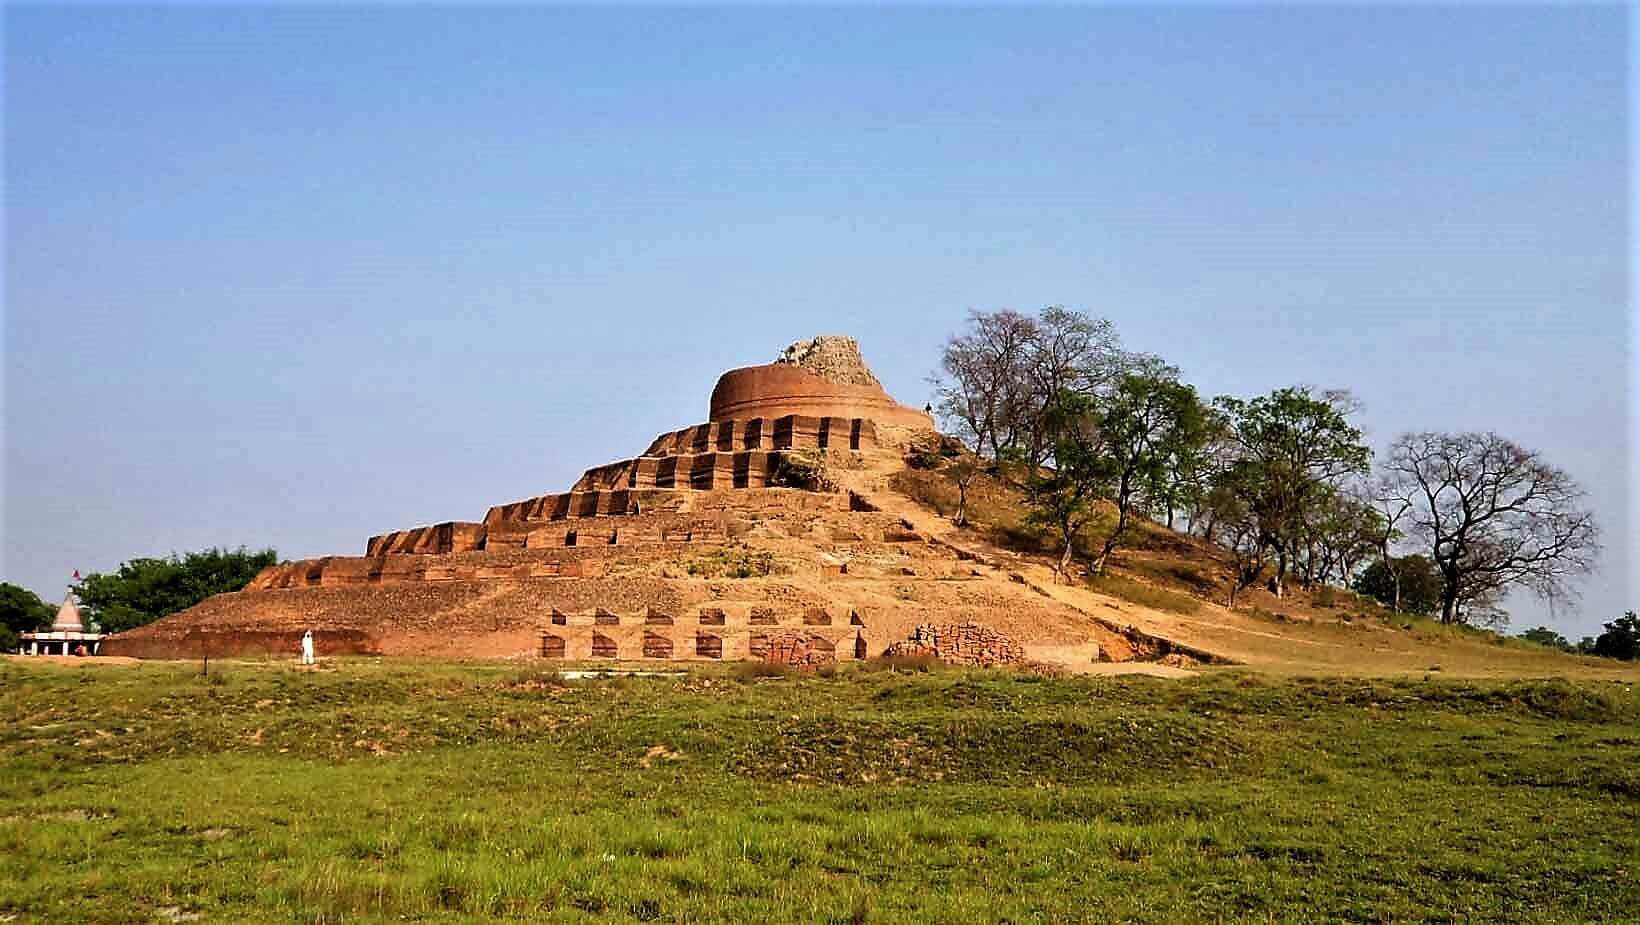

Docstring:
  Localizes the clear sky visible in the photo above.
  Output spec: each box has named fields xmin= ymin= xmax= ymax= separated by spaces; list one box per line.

xmin=4 ymin=6 xmax=1629 ymax=636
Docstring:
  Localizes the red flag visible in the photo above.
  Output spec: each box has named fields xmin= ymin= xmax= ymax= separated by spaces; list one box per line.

xmin=72 ymin=569 xmax=81 ymax=580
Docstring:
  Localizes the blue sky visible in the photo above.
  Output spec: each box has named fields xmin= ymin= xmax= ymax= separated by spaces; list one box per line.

xmin=4 ymin=6 xmax=1629 ymax=635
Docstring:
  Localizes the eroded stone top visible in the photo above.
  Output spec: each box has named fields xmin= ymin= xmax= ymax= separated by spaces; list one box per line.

xmin=775 ymin=336 xmax=883 ymax=389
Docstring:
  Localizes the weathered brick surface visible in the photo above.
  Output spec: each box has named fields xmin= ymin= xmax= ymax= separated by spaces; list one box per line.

xmin=883 ymin=622 xmax=1023 ymax=667
xmin=754 ymin=631 xmax=837 ymax=670
xmin=643 ymin=632 xmax=674 ymax=659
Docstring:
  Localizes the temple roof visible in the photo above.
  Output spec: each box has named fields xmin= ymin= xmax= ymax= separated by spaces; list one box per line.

xmin=51 ymin=593 xmax=86 ymax=633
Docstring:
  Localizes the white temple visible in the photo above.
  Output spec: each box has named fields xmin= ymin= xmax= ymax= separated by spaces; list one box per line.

xmin=20 ymin=592 xmax=105 ymax=656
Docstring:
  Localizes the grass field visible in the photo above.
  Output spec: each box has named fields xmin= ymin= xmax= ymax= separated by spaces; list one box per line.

xmin=3 ymin=658 xmax=1637 ymax=923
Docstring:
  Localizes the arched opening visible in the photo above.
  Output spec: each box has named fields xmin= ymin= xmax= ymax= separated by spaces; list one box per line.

xmin=590 ymin=633 xmax=617 ymax=659
xmin=643 ymin=632 xmax=674 ymax=659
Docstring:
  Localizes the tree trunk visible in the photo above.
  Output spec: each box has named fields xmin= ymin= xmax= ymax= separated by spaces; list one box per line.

xmin=1059 ymin=536 xmax=1075 ymax=583
xmin=1094 ymin=502 xmax=1130 ymax=578
xmin=1436 ymin=561 xmax=1461 ymax=624
xmin=954 ymin=484 xmax=968 ymax=527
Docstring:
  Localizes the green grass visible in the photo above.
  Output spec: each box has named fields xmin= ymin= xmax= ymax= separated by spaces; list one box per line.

xmin=683 ymin=546 xmax=780 ymax=579
xmin=1088 ymin=572 xmax=1203 ymax=616
xmin=2 ymin=660 xmax=1638 ymax=922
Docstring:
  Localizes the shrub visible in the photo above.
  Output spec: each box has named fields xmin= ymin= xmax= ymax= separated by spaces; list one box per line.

xmin=686 ymin=548 xmax=779 ymax=579
xmin=860 ymin=654 xmax=944 ymax=674
xmin=1518 ymin=627 xmax=1573 ymax=652
xmin=731 ymin=662 xmax=793 ymax=682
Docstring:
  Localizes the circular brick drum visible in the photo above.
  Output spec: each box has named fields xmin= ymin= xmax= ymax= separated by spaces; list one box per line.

xmin=709 ymin=363 xmax=933 ymax=429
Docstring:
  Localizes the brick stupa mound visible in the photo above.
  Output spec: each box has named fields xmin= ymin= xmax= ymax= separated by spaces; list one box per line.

xmin=103 ymin=337 xmax=1174 ymax=668
xmin=711 ymin=336 xmax=934 ymax=431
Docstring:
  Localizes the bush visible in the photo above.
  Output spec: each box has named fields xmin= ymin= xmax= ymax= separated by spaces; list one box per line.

xmin=685 ymin=548 xmax=779 ymax=579
xmin=772 ymin=451 xmax=836 ymax=492
xmin=1518 ymin=627 xmax=1573 ymax=652
xmin=732 ymin=662 xmax=793 ymax=682
xmin=1353 ymin=556 xmax=1441 ymax=616
xmin=860 ymin=654 xmax=944 ymax=674
xmin=1313 ymin=586 xmax=1337 ymax=609
xmin=1588 ymin=612 xmax=1638 ymax=661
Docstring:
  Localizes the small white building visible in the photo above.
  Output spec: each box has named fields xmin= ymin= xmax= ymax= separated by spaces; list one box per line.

xmin=20 ymin=593 xmax=105 ymax=656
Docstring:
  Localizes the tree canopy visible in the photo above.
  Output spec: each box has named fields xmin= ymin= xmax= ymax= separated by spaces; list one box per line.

xmin=929 ymin=308 xmax=1604 ymax=634
xmin=1353 ymin=555 xmax=1442 ymax=616
xmin=1211 ymin=387 xmax=1371 ymax=597
xmin=0 ymin=583 xmax=56 ymax=651
xmin=1587 ymin=612 xmax=1638 ymax=661
xmin=73 ymin=547 xmax=279 ymax=634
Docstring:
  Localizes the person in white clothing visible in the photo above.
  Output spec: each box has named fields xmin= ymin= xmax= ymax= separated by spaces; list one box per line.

xmin=300 ymin=630 xmax=315 ymax=666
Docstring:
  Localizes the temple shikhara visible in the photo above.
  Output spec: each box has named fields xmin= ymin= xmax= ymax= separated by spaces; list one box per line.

xmin=102 ymin=337 xmax=1193 ymax=667
xmin=22 ymin=592 xmax=106 ymax=656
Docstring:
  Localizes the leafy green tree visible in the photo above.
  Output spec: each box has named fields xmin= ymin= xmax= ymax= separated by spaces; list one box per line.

xmin=1295 ymin=488 xmax=1383 ymax=589
xmin=1589 ymin=611 xmax=1638 ymax=661
xmin=73 ymin=547 xmax=278 ymax=634
xmin=1025 ymin=392 xmax=1109 ymax=580
xmin=1089 ymin=373 xmax=1214 ymax=575
xmin=1213 ymin=387 xmax=1371 ymax=597
xmin=1519 ymin=627 xmax=1573 ymax=651
xmin=1353 ymin=555 xmax=1442 ymax=615
xmin=0 ymin=583 xmax=56 ymax=651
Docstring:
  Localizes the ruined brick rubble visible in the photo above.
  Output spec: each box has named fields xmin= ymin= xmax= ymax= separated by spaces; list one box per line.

xmin=884 ymin=622 xmax=1024 ymax=667
xmin=775 ymin=336 xmax=884 ymax=389
xmin=753 ymin=631 xmax=837 ymax=670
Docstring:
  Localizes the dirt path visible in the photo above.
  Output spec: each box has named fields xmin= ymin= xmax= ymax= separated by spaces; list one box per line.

xmin=3 ymin=654 xmax=141 ymax=667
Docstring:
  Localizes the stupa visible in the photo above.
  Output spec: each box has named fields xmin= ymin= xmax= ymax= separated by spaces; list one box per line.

xmin=103 ymin=337 xmax=1166 ymax=665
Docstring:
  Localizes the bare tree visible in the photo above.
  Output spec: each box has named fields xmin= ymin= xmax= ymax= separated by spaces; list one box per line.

xmin=1381 ymin=432 xmax=1599 ymax=625
xmin=932 ymin=306 xmax=1143 ymax=473
xmin=1022 ymin=307 xmax=1125 ymax=469
xmin=1365 ymin=477 xmax=1414 ymax=612
xmin=931 ymin=309 xmax=1038 ymax=460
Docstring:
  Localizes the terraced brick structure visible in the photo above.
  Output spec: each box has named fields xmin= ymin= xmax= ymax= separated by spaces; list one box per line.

xmin=102 ymin=336 xmax=1164 ymax=665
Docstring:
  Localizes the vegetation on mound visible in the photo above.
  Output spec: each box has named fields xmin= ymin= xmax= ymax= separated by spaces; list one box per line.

xmin=2 ymin=660 xmax=1636 ymax=923
xmin=1086 ymin=572 xmax=1201 ymax=616
xmin=684 ymin=546 xmax=781 ymax=579
xmin=929 ymin=307 xmax=1601 ymax=629
xmin=71 ymin=547 xmax=278 ymax=633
